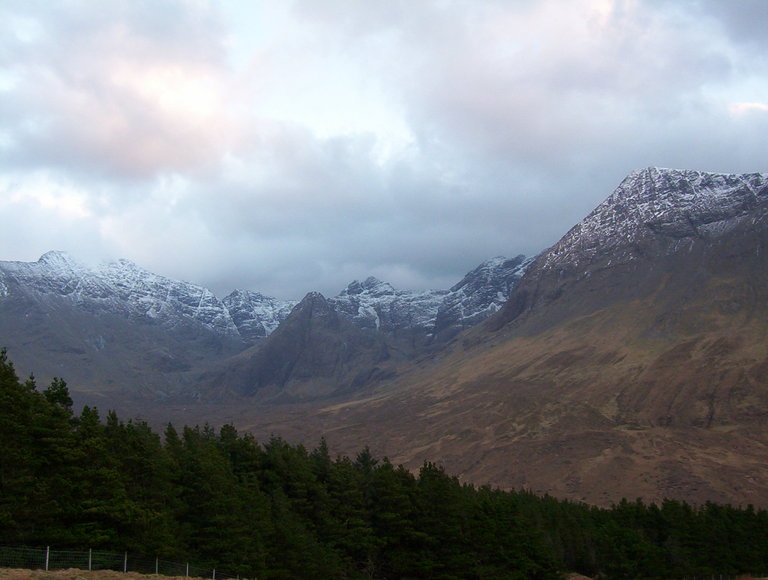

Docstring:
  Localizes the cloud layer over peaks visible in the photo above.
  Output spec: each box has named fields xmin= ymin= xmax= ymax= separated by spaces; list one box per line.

xmin=1 ymin=0 xmax=767 ymax=299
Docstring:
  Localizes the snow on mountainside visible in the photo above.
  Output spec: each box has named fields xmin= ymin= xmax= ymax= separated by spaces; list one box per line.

xmin=328 ymin=256 xmax=532 ymax=342
xmin=0 ymin=251 xmax=531 ymax=347
xmin=254 ymin=166 xmax=768 ymax=509
xmin=432 ymin=255 xmax=531 ymax=341
xmin=544 ymin=167 xmax=768 ymax=273
xmin=222 ymin=290 xmax=297 ymax=343
xmin=331 ymin=277 xmax=448 ymax=334
xmin=0 ymin=251 xmax=240 ymax=337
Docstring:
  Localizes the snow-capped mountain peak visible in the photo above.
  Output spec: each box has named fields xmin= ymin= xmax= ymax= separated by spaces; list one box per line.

xmin=0 ymin=253 xmax=240 ymax=337
xmin=432 ymin=254 xmax=532 ymax=341
xmin=339 ymin=276 xmax=397 ymax=298
xmin=543 ymin=167 xmax=768 ymax=272
xmin=329 ymin=257 xmax=531 ymax=340
xmin=0 ymin=249 xmax=532 ymax=351
xmin=38 ymin=249 xmax=85 ymax=271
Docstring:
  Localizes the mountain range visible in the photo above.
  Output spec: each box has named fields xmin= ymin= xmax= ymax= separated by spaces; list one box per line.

xmin=2 ymin=167 xmax=767 ymax=508
xmin=0 ymin=247 xmax=528 ymax=400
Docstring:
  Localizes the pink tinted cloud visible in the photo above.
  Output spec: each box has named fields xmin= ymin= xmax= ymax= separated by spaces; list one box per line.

xmin=3 ymin=0 xmax=248 ymax=179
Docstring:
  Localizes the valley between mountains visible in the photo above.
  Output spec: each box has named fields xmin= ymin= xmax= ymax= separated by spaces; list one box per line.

xmin=2 ymin=167 xmax=767 ymax=508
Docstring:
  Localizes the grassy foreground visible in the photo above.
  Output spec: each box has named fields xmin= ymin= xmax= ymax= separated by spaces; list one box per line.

xmin=0 ymin=572 xmax=593 ymax=580
xmin=0 ymin=570 xmax=207 ymax=580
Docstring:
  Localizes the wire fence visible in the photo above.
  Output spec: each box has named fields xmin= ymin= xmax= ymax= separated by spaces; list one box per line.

xmin=3 ymin=546 xmax=764 ymax=580
xmin=0 ymin=546 xmax=241 ymax=579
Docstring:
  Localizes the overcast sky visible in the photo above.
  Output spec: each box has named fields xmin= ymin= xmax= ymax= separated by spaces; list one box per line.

xmin=1 ymin=0 xmax=767 ymax=299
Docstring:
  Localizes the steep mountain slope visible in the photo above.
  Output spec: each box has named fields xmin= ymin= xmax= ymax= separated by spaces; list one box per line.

xmin=196 ymin=258 xmax=531 ymax=401
xmin=330 ymin=277 xmax=447 ymax=348
xmin=199 ymin=292 xmax=398 ymax=401
xmin=432 ymin=255 xmax=530 ymax=342
xmin=325 ymin=257 xmax=529 ymax=349
xmin=221 ymin=168 xmax=768 ymax=507
xmin=222 ymin=289 xmax=297 ymax=342
xmin=0 ymin=251 xmax=245 ymax=396
xmin=7 ymin=167 xmax=766 ymax=508
xmin=490 ymin=167 xmax=768 ymax=335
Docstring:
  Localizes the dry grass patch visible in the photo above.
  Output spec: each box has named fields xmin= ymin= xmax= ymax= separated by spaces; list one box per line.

xmin=0 ymin=569 xmax=205 ymax=580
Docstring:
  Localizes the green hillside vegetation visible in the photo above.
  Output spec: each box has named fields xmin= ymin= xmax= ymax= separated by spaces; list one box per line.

xmin=2 ymin=349 xmax=768 ymax=580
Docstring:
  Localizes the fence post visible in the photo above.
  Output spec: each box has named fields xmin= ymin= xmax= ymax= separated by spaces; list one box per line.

xmin=213 ymin=568 xmax=216 ymax=579
xmin=123 ymin=551 xmax=128 ymax=573
xmin=88 ymin=549 xmax=92 ymax=571
xmin=45 ymin=546 xmax=50 ymax=571
xmin=155 ymin=557 xmax=159 ymax=575
xmin=186 ymin=562 xmax=189 ymax=578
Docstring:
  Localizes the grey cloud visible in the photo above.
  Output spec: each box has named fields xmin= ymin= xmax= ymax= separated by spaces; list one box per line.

xmin=0 ymin=189 xmax=118 ymax=267
xmin=3 ymin=0 xmax=227 ymax=64
xmin=400 ymin=5 xmax=734 ymax=163
xmin=0 ymin=0 xmax=233 ymax=183
xmin=651 ymin=0 xmax=768 ymax=50
xmin=2 ymin=0 xmax=767 ymax=302
xmin=174 ymin=125 xmax=590 ymax=297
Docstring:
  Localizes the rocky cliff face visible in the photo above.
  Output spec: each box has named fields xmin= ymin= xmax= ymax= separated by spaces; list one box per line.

xmin=542 ymin=167 xmax=767 ymax=273
xmin=331 ymin=277 xmax=446 ymax=334
xmin=218 ymin=257 xmax=532 ymax=350
xmin=201 ymin=291 xmax=398 ymax=401
xmin=0 ymin=249 xmax=528 ymax=347
xmin=202 ymin=257 xmax=533 ymax=400
xmin=432 ymin=255 xmax=530 ymax=342
xmin=222 ymin=289 xmax=297 ymax=343
xmin=328 ymin=257 xmax=531 ymax=349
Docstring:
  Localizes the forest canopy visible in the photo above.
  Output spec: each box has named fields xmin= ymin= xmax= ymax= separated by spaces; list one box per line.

xmin=2 ymin=349 xmax=768 ymax=580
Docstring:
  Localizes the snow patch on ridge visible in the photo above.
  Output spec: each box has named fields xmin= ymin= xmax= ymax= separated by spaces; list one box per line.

xmin=330 ymin=257 xmax=532 ymax=339
xmin=432 ymin=255 xmax=531 ymax=339
xmin=222 ymin=290 xmax=297 ymax=342
xmin=0 ymin=252 xmax=241 ymax=337
xmin=543 ymin=167 xmax=768 ymax=272
xmin=0 ymin=250 xmax=533 ymax=345
xmin=331 ymin=276 xmax=448 ymax=333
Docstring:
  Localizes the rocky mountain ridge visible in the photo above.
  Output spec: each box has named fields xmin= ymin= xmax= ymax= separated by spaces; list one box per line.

xmin=491 ymin=167 xmax=768 ymax=332
xmin=0 ymin=249 xmax=529 ymax=396
xmin=543 ymin=167 xmax=768 ymax=273
xmin=221 ymin=289 xmax=296 ymax=343
xmin=0 ymin=250 xmax=241 ymax=337
xmin=0 ymin=251 xmax=528 ymax=347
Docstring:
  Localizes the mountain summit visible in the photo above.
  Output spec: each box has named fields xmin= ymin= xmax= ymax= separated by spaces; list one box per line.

xmin=492 ymin=167 xmax=768 ymax=332
xmin=545 ymin=167 xmax=767 ymax=272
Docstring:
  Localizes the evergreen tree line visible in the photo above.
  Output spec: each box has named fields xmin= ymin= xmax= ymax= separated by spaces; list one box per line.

xmin=2 ymin=349 xmax=768 ymax=579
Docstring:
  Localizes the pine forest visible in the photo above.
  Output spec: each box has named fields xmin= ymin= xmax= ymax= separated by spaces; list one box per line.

xmin=2 ymin=349 xmax=768 ymax=580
